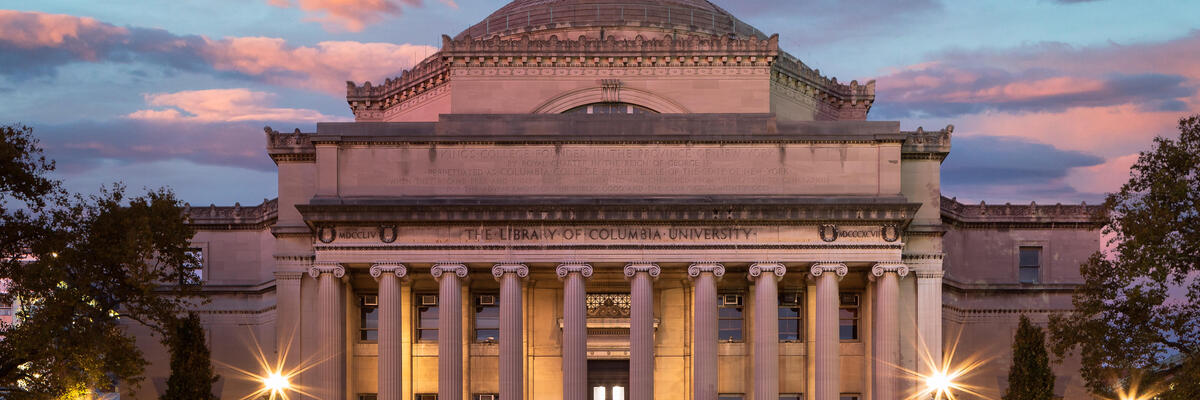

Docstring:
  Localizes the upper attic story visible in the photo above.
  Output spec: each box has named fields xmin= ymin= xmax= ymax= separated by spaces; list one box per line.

xmin=343 ymin=0 xmax=874 ymax=122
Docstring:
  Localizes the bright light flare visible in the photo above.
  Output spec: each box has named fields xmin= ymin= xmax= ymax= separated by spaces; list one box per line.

xmin=896 ymin=328 xmax=998 ymax=400
xmin=1109 ymin=371 xmax=1164 ymax=400
xmin=216 ymin=327 xmax=325 ymax=400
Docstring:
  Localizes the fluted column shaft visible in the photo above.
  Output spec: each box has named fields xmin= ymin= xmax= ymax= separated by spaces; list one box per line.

xmin=310 ymin=263 xmax=346 ymax=400
xmin=494 ymin=264 xmax=529 ymax=400
xmin=917 ymin=270 xmax=944 ymax=375
xmin=372 ymin=264 xmax=408 ymax=400
xmin=626 ymin=263 xmax=661 ymax=400
xmin=688 ymin=263 xmax=725 ymax=400
xmin=872 ymin=263 xmax=908 ymax=400
xmin=749 ymin=263 xmax=785 ymax=400
xmin=432 ymin=264 xmax=467 ymax=400
xmin=812 ymin=263 xmax=847 ymax=400
xmin=558 ymin=264 xmax=593 ymax=400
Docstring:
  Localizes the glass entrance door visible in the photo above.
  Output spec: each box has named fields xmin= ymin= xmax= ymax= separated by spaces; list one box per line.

xmin=587 ymin=360 xmax=629 ymax=400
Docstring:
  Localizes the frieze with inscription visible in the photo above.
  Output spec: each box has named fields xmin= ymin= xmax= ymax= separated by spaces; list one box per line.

xmin=317 ymin=224 xmax=902 ymax=245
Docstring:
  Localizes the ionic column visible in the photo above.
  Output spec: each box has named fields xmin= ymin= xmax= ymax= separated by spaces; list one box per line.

xmin=309 ymin=262 xmax=346 ymax=400
xmin=557 ymin=263 xmax=594 ymax=400
xmin=432 ymin=264 xmax=468 ymax=400
xmin=916 ymin=269 xmax=945 ymax=375
xmin=748 ymin=263 xmax=786 ymax=400
xmin=871 ymin=263 xmax=908 ymax=400
xmin=371 ymin=263 xmax=408 ymax=400
xmin=493 ymin=264 xmax=530 ymax=400
xmin=688 ymin=263 xmax=725 ymax=400
xmin=811 ymin=262 xmax=847 ymax=400
xmin=625 ymin=263 xmax=661 ymax=400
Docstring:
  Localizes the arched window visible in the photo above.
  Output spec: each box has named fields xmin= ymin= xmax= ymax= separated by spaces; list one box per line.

xmin=563 ymin=102 xmax=658 ymax=114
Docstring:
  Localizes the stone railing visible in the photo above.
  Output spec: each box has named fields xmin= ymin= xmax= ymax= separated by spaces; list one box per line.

xmin=901 ymin=125 xmax=953 ymax=159
xmin=185 ymin=198 xmax=278 ymax=228
xmin=940 ymin=196 xmax=1103 ymax=225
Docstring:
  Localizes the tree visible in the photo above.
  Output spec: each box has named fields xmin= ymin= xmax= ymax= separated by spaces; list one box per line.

xmin=1048 ymin=115 xmax=1200 ymax=398
xmin=161 ymin=312 xmax=218 ymax=400
xmin=1004 ymin=315 xmax=1055 ymax=400
xmin=0 ymin=124 xmax=203 ymax=398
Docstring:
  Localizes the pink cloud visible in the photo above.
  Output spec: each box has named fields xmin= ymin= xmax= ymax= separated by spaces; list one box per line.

xmin=268 ymin=0 xmax=421 ymax=32
xmin=127 ymin=89 xmax=345 ymax=122
xmin=0 ymin=11 xmax=435 ymax=95
xmin=202 ymin=37 xmax=433 ymax=94
xmin=1066 ymin=153 xmax=1139 ymax=195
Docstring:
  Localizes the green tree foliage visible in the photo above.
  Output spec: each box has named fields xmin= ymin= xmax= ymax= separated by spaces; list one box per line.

xmin=1048 ymin=115 xmax=1200 ymax=397
xmin=0 ymin=124 xmax=203 ymax=398
xmin=161 ymin=312 xmax=218 ymax=400
xmin=1004 ymin=315 xmax=1055 ymax=400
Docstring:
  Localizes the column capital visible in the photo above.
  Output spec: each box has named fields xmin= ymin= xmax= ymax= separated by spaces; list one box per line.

xmin=687 ymin=262 xmax=725 ymax=280
xmin=624 ymin=262 xmax=661 ymax=281
xmin=431 ymin=263 xmax=468 ymax=281
xmin=870 ymin=262 xmax=909 ymax=280
xmin=308 ymin=262 xmax=345 ymax=279
xmin=370 ymin=263 xmax=408 ymax=281
xmin=556 ymin=263 xmax=593 ymax=280
xmin=810 ymin=262 xmax=847 ymax=280
xmin=492 ymin=263 xmax=529 ymax=281
xmin=748 ymin=262 xmax=786 ymax=282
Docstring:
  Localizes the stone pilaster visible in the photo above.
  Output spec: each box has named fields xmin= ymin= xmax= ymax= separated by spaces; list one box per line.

xmin=811 ymin=262 xmax=847 ymax=400
xmin=309 ymin=262 xmax=347 ymax=400
xmin=748 ymin=262 xmax=786 ymax=400
xmin=492 ymin=264 xmax=530 ymax=400
xmin=871 ymin=262 xmax=908 ymax=400
xmin=556 ymin=263 xmax=593 ymax=400
xmin=688 ymin=263 xmax=725 ymax=400
xmin=432 ymin=264 xmax=468 ymax=400
xmin=273 ymin=265 xmax=306 ymax=371
xmin=371 ymin=263 xmax=408 ymax=400
xmin=916 ymin=269 xmax=944 ymax=374
xmin=625 ymin=263 xmax=661 ymax=400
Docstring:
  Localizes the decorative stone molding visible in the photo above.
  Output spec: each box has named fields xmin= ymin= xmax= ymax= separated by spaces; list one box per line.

xmin=687 ymin=262 xmax=726 ymax=280
xmin=369 ymin=263 xmax=409 ymax=280
xmin=274 ymin=271 xmax=305 ymax=281
xmin=748 ymin=262 xmax=786 ymax=281
xmin=492 ymin=263 xmax=530 ymax=281
xmin=623 ymin=263 xmax=661 ymax=281
xmin=915 ymin=270 xmax=945 ymax=280
xmin=184 ymin=198 xmax=278 ymax=230
xmin=556 ymin=263 xmax=594 ymax=280
xmin=870 ymin=262 xmax=909 ymax=279
xmin=530 ymin=85 xmax=690 ymax=114
xmin=940 ymin=196 xmax=1102 ymax=229
xmin=430 ymin=263 xmax=469 ymax=281
xmin=308 ymin=262 xmax=345 ymax=279
xmin=809 ymin=262 xmax=848 ymax=280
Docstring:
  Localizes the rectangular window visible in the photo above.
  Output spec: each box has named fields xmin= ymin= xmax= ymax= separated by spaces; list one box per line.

xmin=416 ymin=294 xmax=439 ymax=342
xmin=840 ymin=394 xmax=861 ymax=400
xmin=780 ymin=395 xmax=803 ymax=400
xmin=779 ymin=291 xmax=803 ymax=342
xmin=415 ymin=394 xmax=438 ymax=400
xmin=359 ymin=295 xmax=379 ymax=341
xmin=718 ymin=394 xmax=744 ymax=400
xmin=359 ymin=395 xmax=378 ymax=400
xmin=184 ymin=248 xmax=204 ymax=281
xmin=839 ymin=293 xmax=860 ymax=341
xmin=718 ymin=293 xmax=744 ymax=342
xmin=1020 ymin=247 xmax=1042 ymax=284
xmin=474 ymin=394 xmax=498 ymax=400
xmin=474 ymin=294 xmax=499 ymax=343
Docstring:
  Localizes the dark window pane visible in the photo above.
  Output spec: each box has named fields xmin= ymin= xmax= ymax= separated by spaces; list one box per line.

xmin=1020 ymin=247 xmax=1041 ymax=267
xmin=1020 ymin=267 xmax=1039 ymax=283
xmin=780 ymin=395 xmax=803 ymax=400
xmin=476 ymin=329 xmax=499 ymax=342
xmin=718 ymin=395 xmax=744 ymax=400
xmin=361 ymin=330 xmax=378 ymax=341
xmin=778 ymin=320 xmax=800 ymax=341
xmin=419 ymin=329 xmax=438 ymax=341
xmin=839 ymin=308 xmax=857 ymax=319
xmin=839 ymin=320 xmax=858 ymax=340
xmin=719 ymin=307 xmax=743 ymax=318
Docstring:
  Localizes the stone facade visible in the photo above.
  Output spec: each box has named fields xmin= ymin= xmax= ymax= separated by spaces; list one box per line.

xmin=119 ymin=1 xmax=1102 ymax=399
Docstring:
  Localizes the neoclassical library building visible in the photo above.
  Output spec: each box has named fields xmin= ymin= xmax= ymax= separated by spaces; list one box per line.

xmin=126 ymin=1 xmax=1103 ymax=399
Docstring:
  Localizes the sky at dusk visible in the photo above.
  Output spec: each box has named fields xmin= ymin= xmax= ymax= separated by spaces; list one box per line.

xmin=2 ymin=0 xmax=1198 ymax=206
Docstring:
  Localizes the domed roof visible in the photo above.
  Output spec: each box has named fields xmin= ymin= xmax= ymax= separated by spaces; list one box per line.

xmin=455 ymin=0 xmax=766 ymax=40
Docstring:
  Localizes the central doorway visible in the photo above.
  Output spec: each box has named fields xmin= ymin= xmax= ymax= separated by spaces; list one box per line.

xmin=588 ymin=360 xmax=629 ymax=400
